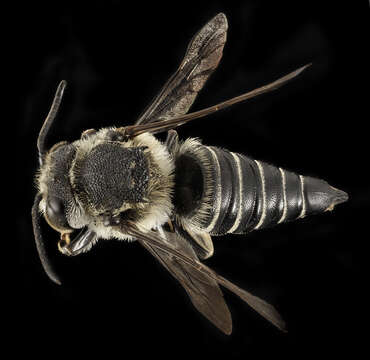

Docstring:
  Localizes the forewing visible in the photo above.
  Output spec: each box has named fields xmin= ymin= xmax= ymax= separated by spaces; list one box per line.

xmin=135 ymin=13 xmax=228 ymax=125
xmin=129 ymin=226 xmax=232 ymax=334
xmin=124 ymin=64 xmax=311 ymax=138
xmin=125 ymin=224 xmax=286 ymax=333
xmin=216 ymin=275 xmax=287 ymax=332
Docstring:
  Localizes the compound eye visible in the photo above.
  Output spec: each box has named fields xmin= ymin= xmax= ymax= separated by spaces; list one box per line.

xmin=45 ymin=196 xmax=71 ymax=231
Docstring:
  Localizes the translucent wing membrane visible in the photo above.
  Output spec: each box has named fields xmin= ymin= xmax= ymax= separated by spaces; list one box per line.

xmin=135 ymin=13 xmax=228 ymax=125
xmin=139 ymin=229 xmax=232 ymax=334
xmin=124 ymin=224 xmax=286 ymax=334
xmin=125 ymin=64 xmax=311 ymax=138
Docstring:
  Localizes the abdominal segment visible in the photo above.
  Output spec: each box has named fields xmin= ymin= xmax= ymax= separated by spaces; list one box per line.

xmin=174 ymin=140 xmax=348 ymax=235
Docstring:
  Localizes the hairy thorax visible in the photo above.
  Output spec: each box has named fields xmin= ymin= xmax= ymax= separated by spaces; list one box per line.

xmin=37 ymin=128 xmax=175 ymax=241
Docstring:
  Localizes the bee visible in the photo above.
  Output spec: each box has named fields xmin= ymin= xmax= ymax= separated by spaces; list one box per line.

xmin=32 ymin=13 xmax=348 ymax=335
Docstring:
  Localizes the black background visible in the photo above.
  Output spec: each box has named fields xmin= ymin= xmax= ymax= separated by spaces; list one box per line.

xmin=17 ymin=0 xmax=368 ymax=358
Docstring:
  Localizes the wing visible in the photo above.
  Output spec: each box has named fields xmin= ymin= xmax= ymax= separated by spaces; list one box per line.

xmin=124 ymin=223 xmax=286 ymax=334
xmin=134 ymin=13 xmax=228 ymax=126
xmin=123 ymin=64 xmax=311 ymax=138
xmin=139 ymin=226 xmax=232 ymax=334
xmin=175 ymin=224 xmax=214 ymax=260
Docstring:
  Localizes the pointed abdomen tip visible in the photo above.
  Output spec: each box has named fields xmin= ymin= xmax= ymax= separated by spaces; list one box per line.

xmin=328 ymin=186 xmax=349 ymax=209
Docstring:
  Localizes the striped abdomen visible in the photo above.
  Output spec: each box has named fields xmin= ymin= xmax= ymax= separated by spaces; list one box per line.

xmin=174 ymin=141 xmax=348 ymax=235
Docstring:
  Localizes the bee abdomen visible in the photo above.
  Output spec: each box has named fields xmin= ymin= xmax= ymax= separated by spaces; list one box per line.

xmin=203 ymin=146 xmax=264 ymax=235
xmin=174 ymin=141 xmax=347 ymax=236
xmin=203 ymin=147 xmax=348 ymax=235
xmin=229 ymin=156 xmax=302 ymax=234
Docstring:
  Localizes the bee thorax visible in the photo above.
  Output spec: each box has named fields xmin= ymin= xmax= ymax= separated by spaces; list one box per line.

xmin=68 ymin=130 xmax=175 ymax=236
xmin=72 ymin=143 xmax=149 ymax=214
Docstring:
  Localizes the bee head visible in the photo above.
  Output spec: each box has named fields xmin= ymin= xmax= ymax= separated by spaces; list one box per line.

xmin=32 ymin=81 xmax=93 ymax=285
xmin=38 ymin=141 xmax=75 ymax=225
xmin=32 ymin=81 xmax=174 ymax=285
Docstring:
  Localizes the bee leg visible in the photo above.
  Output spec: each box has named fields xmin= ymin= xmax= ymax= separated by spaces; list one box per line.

xmin=81 ymin=128 xmax=97 ymax=139
xmin=102 ymin=212 xmax=121 ymax=226
xmin=167 ymin=219 xmax=175 ymax=232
